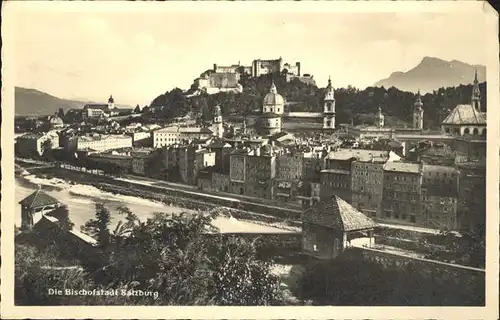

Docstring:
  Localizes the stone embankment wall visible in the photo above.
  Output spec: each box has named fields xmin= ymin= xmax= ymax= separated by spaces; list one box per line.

xmin=37 ymin=167 xmax=302 ymax=230
xmin=351 ymin=246 xmax=485 ymax=306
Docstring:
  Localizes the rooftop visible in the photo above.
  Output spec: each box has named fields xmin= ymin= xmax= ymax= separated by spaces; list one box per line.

xmin=19 ymin=189 xmax=60 ymax=209
xmin=326 ymin=149 xmax=389 ymax=162
xmin=442 ymin=104 xmax=487 ymax=125
xmin=302 ymin=195 xmax=378 ymax=231
xmin=383 ymin=162 xmax=421 ymax=173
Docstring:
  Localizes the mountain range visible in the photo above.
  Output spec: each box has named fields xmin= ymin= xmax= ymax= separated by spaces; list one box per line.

xmin=15 ymin=87 xmax=133 ymax=117
xmin=373 ymin=56 xmax=486 ymax=93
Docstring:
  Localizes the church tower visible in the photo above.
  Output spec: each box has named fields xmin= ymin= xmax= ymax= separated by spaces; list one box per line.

xmin=213 ymin=105 xmax=224 ymax=138
xmin=413 ymin=90 xmax=424 ymax=129
xmin=323 ymin=77 xmax=336 ymax=130
xmin=377 ymin=106 xmax=385 ymax=128
xmin=471 ymin=70 xmax=481 ymax=112
xmin=108 ymin=95 xmax=115 ymax=109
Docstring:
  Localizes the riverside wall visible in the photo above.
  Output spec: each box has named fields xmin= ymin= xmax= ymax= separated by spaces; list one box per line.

xmin=350 ymin=246 xmax=485 ymax=306
xmin=34 ymin=167 xmax=302 ymax=229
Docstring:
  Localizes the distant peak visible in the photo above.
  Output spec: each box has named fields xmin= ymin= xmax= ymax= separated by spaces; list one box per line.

xmin=421 ymin=56 xmax=447 ymax=64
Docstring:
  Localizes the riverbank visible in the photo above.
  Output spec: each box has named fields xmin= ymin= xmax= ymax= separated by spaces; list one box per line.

xmin=16 ymin=165 xmax=301 ymax=232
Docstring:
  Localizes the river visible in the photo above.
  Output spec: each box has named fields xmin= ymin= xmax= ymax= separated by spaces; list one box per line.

xmin=15 ymin=172 xmax=292 ymax=234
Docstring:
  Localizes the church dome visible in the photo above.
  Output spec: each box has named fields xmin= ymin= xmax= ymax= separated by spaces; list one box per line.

xmin=263 ymin=81 xmax=285 ymax=106
xmin=49 ymin=115 xmax=64 ymax=126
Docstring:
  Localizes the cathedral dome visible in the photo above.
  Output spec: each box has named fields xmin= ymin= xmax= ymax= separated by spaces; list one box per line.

xmin=263 ymin=81 xmax=285 ymax=106
xmin=49 ymin=115 xmax=64 ymax=126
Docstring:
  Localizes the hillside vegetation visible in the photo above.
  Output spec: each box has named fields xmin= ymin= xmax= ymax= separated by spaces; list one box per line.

xmin=148 ymin=72 xmax=487 ymax=129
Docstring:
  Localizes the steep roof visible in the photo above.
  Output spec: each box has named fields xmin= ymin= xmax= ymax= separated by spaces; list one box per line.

xmin=302 ymin=195 xmax=378 ymax=231
xmin=442 ymin=104 xmax=487 ymax=125
xmin=19 ymin=190 xmax=60 ymax=209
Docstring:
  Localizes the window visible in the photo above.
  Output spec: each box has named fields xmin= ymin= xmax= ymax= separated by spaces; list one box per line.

xmin=410 ymin=215 xmax=416 ymax=223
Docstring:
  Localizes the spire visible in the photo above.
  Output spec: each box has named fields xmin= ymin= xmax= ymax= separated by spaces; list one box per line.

xmin=108 ymin=95 xmax=114 ymax=104
xmin=415 ymin=90 xmax=423 ymax=107
xmin=474 ymin=69 xmax=478 ymax=83
xmin=327 ymin=76 xmax=332 ymax=88
xmin=270 ymin=80 xmax=277 ymax=94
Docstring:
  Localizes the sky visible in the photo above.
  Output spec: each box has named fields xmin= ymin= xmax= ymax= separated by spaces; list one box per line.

xmin=9 ymin=2 xmax=493 ymax=106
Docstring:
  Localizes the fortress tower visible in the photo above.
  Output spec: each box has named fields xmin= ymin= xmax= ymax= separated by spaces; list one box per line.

xmin=323 ymin=77 xmax=336 ymax=130
xmin=413 ymin=90 xmax=424 ymax=129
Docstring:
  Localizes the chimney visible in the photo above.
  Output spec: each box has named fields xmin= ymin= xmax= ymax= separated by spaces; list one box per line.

xmin=213 ymin=63 xmax=217 ymax=71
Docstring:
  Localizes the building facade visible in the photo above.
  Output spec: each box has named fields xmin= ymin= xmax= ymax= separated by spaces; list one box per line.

xmin=244 ymin=154 xmax=276 ymax=200
xmin=77 ymin=134 xmax=133 ymax=152
xmin=351 ymin=159 xmax=386 ymax=219
xmin=382 ymin=162 xmax=423 ymax=226
xmin=421 ymin=165 xmax=459 ymax=230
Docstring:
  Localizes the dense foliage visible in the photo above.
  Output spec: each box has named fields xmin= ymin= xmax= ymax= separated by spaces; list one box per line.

xmin=148 ymin=72 xmax=487 ymax=129
xmin=16 ymin=205 xmax=284 ymax=306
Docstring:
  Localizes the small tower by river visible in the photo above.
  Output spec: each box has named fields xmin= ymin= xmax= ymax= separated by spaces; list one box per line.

xmin=19 ymin=188 xmax=61 ymax=230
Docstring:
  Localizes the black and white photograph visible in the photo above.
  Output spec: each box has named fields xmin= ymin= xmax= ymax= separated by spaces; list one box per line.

xmin=2 ymin=1 xmax=498 ymax=319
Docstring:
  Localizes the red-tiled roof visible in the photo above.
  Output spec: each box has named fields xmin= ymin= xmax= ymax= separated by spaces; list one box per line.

xmin=302 ymin=195 xmax=378 ymax=231
xmin=19 ymin=190 xmax=60 ymax=209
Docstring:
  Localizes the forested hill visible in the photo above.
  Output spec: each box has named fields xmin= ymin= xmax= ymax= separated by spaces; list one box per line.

xmin=148 ymin=72 xmax=487 ymax=129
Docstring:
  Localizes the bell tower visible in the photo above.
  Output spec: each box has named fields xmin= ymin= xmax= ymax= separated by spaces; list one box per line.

xmin=377 ymin=106 xmax=385 ymax=127
xmin=323 ymin=76 xmax=336 ymax=130
xmin=471 ymin=69 xmax=481 ymax=112
xmin=413 ymin=90 xmax=424 ymax=129
xmin=213 ymin=105 xmax=224 ymax=138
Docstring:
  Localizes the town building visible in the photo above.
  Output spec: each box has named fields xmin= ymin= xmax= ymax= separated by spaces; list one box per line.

xmin=229 ymin=149 xmax=249 ymax=195
xmin=76 ymin=134 xmax=132 ymax=152
xmin=452 ymin=135 xmax=486 ymax=164
xmin=16 ymin=131 xmax=60 ymax=157
xmin=131 ymin=151 xmax=154 ymax=175
xmin=82 ymin=95 xmax=115 ymax=120
xmin=244 ymin=148 xmax=276 ymax=200
xmin=207 ymin=140 xmax=233 ymax=174
xmin=153 ymin=126 xmax=213 ymax=148
xmin=351 ymin=158 xmax=388 ymax=219
xmin=301 ymin=195 xmax=378 ymax=259
xmin=421 ymin=165 xmax=459 ymax=230
xmin=441 ymin=72 xmax=487 ymax=136
xmin=127 ymin=131 xmax=152 ymax=147
xmin=456 ymin=162 xmax=486 ymax=232
xmin=382 ymin=162 xmax=423 ymax=226
xmin=275 ymin=153 xmax=303 ymax=202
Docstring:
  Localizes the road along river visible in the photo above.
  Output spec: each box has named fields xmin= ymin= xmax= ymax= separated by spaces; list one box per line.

xmin=15 ymin=172 xmax=293 ymax=234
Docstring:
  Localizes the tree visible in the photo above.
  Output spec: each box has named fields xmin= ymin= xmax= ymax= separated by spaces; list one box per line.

xmin=208 ymin=236 xmax=281 ymax=305
xmin=134 ymin=104 xmax=141 ymax=114
xmin=46 ymin=205 xmax=74 ymax=231
xmin=81 ymin=203 xmax=112 ymax=251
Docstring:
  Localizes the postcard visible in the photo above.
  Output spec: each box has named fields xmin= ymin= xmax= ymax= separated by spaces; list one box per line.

xmin=1 ymin=1 xmax=499 ymax=319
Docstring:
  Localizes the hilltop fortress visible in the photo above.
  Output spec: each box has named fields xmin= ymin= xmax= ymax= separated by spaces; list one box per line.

xmin=192 ymin=57 xmax=315 ymax=95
